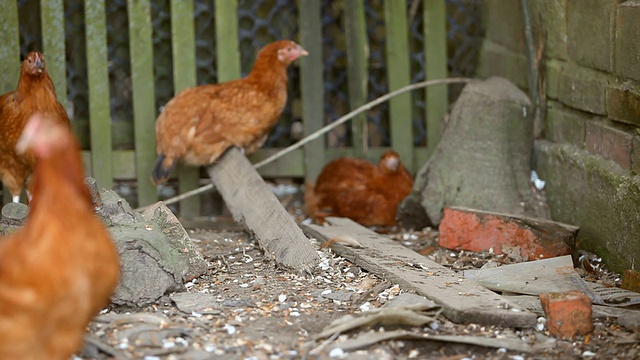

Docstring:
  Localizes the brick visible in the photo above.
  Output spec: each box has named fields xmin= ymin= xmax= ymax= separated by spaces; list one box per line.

xmin=566 ymin=0 xmax=619 ymax=72
xmin=529 ymin=0 xmax=568 ymax=60
xmin=545 ymin=60 xmax=565 ymax=100
xmin=539 ymin=290 xmax=594 ymax=339
xmin=535 ymin=140 xmax=640 ymax=274
xmin=585 ymin=119 xmax=634 ymax=169
xmin=438 ymin=207 xmax=576 ymax=261
xmin=615 ymin=1 xmax=640 ymax=81
xmin=545 ymin=102 xmax=586 ymax=148
xmin=606 ymin=83 xmax=640 ymax=127
xmin=621 ymin=269 xmax=640 ymax=292
xmin=558 ymin=64 xmax=614 ymax=115
xmin=477 ymin=40 xmax=528 ymax=90
xmin=482 ymin=0 xmax=524 ymax=52
xmin=633 ymin=135 xmax=640 ymax=173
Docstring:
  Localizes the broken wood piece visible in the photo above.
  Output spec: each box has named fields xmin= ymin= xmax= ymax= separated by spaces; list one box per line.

xmin=207 ymin=147 xmax=319 ymax=273
xmin=326 ymin=329 xmax=535 ymax=353
xmin=439 ymin=206 xmax=578 ymax=261
xmin=302 ymin=217 xmax=538 ymax=328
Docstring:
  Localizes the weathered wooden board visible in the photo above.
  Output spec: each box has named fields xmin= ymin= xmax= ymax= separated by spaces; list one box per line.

xmin=302 ymin=217 xmax=538 ymax=328
xmin=207 ymin=147 xmax=319 ymax=273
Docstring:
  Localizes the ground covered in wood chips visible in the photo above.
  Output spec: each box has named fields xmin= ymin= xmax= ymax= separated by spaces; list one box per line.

xmin=81 ymin=188 xmax=640 ymax=360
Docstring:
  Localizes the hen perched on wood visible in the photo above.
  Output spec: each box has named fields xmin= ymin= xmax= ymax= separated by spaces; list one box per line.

xmin=152 ymin=40 xmax=308 ymax=185
xmin=0 ymin=52 xmax=71 ymax=203
xmin=0 ymin=115 xmax=120 ymax=360
xmin=306 ymin=150 xmax=414 ymax=227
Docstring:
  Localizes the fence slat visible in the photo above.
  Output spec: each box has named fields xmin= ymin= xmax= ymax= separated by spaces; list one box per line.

xmin=128 ymin=0 xmax=157 ymax=208
xmin=85 ymin=0 xmax=113 ymax=189
xmin=40 ymin=0 xmax=67 ymax=106
xmin=299 ymin=0 xmax=325 ymax=183
xmin=344 ymin=0 xmax=368 ymax=157
xmin=171 ymin=0 xmax=199 ymax=217
xmin=215 ymin=0 xmax=240 ymax=82
xmin=425 ymin=0 xmax=448 ymax=158
xmin=384 ymin=0 xmax=414 ymax=169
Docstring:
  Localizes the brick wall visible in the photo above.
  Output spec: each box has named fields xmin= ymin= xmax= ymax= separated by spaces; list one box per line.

xmin=477 ymin=0 xmax=640 ymax=273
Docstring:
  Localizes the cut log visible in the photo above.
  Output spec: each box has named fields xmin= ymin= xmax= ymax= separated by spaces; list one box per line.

xmin=207 ymin=147 xmax=319 ymax=273
xmin=302 ymin=217 xmax=537 ymax=328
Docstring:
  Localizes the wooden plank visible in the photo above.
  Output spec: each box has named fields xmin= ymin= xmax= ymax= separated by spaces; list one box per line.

xmin=302 ymin=217 xmax=538 ymax=328
xmin=424 ymin=0 xmax=448 ymax=160
xmin=214 ymin=0 xmax=240 ymax=82
xmin=171 ymin=0 xmax=200 ymax=217
xmin=207 ymin=147 xmax=319 ymax=272
xmin=85 ymin=0 xmax=113 ymax=189
xmin=344 ymin=0 xmax=368 ymax=157
xmin=384 ymin=0 xmax=414 ymax=170
xmin=128 ymin=0 xmax=158 ymax=208
xmin=0 ymin=1 xmax=20 ymax=204
xmin=40 ymin=0 xmax=67 ymax=105
xmin=298 ymin=0 xmax=325 ymax=184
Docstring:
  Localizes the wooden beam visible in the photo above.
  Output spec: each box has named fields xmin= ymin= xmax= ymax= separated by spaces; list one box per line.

xmin=298 ymin=0 xmax=325 ymax=183
xmin=85 ymin=0 xmax=113 ymax=189
xmin=207 ymin=147 xmax=319 ymax=273
xmin=171 ymin=0 xmax=200 ymax=217
xmin=424 ymin=0 xmax=449 ymax=159
xmin=128 ymin=0 xmax=157 ymax=207
xmin=303 ymin=217 xmax=538 ymax=328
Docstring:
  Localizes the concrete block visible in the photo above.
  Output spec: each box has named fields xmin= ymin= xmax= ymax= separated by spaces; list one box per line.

xmin=606 ymin=83 xmax=640 ymax=127
xmin=540 ymin=290 xmax=594 ymax=339
xmin=633 ymin=135 xmax=640 ymax=174
xmin=477 ymin=40 xmax=529 ymax=90
xmin=535 ymin=140 xmax=640 ymax=274
xmin=615 ymin=1 xmax=640 ymax=81
xmin=558 ymin=64 xmax=614 ymax=115
xmin=566 ymin=0 xmax=619 ymax=72
xmin=586 ymin=119 xmax=634 ymax=170
xmin=482 ymin=0 xmax=524 ymax=52
xmin=546 ymin=102 xmax=587 ymax=148
xmin=529 ymin=0 xmax=568 ymax=60
xmin=438 ymin=207 xmax=576 ymax=261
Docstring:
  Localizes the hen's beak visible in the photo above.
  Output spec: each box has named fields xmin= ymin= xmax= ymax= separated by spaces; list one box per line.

xmin=34 ymin=54 xmax=44 ymax=73
xmin=298 ymin=45 xmax=309 ymax=57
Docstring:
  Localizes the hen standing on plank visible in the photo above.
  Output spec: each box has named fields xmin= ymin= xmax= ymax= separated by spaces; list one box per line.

xmin=152 ymin=40 xmax=308 ymax=185
xmin=0 ymin=52 xmax=71 ymax=203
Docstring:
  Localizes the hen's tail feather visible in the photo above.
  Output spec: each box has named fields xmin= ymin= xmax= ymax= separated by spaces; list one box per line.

xmin=151 ymin=153 xmax=176 ymax=185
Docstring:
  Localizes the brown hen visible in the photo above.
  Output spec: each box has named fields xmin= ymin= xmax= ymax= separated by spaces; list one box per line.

xmin=0 ymin=51 xmax=71 ymax=203
xmin=307 ymin=150 xmax=414 ymax=227
xmin=152 ymin=40 xmax=308 ymax=185
xmin=0 ymin=114 xmax=120 ymax=360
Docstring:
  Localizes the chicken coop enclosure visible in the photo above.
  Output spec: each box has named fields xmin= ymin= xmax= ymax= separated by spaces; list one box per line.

xmin=0 ymin=0 xmax=483 ymax=216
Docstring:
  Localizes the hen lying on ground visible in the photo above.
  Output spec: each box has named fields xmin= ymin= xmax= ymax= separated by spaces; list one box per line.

xmin=306 ymin=150 xmax=414 ymax=227
xmin=0 ymin=114 xmax=120 ymax=360
xmin=152 ymin=40 xmax=308 ymax=185
xmin=0 ymin=51 xmax=71 ymax=203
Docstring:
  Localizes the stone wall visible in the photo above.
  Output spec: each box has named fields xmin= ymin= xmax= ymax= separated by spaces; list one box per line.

xmin=477 ymin=0 xmax=640 ymax=273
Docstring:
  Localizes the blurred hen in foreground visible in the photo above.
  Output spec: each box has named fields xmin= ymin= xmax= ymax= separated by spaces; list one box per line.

xmin=0 ymin=52 xmax=71 ymax=203
xmin=0 ymin=115 xmax=120 ymax=360
xmin=306 ymin=150 xmax=414 ymax=227
xmin=152 ymin=40 xmax=308 ymax=185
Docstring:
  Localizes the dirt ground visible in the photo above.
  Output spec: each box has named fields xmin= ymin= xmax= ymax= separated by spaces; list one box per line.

xmin=80 ymin=188 xmax=640 ymax=360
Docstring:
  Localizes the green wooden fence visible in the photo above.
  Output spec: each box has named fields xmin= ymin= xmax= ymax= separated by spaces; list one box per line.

xmin=0 ymin=0 xmax=448 ymax=214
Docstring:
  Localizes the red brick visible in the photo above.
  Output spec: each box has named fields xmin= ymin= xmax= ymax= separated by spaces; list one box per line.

xmin=621 ymin=269 xmax=640 ymax=293
xmin=585 ymin=120 xmax=634 ymax=169
xmin=438 ymin=207 xmax=575 ymax=261
xmin=540 ymin=290 xmax=594 ymax=339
